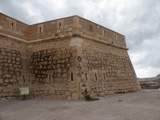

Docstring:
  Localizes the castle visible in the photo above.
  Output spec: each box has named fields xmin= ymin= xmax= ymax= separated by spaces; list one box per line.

xmin=0 ymin=12 xmax=140 ymax=100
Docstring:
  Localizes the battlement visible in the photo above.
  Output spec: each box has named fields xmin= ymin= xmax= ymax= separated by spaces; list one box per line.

xmin=0 ymin=12 xmax=127 ymax=49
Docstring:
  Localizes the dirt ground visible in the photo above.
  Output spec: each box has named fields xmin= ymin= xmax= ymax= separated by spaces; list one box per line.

xmin=0 ymin=90 xmax=160 ymax=120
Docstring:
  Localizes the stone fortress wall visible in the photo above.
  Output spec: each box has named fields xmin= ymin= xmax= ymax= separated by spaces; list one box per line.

xmin=0 ymin=12 xmax=140 ymax=100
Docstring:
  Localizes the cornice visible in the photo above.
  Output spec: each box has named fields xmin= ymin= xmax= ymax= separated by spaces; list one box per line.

xmin=0 ymin=32 xmax=128 ymax=50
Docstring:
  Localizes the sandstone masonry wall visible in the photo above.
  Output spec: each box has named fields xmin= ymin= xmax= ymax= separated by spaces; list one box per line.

xmin=0 ymin=35 xmax=29 ymax=98
xmin=28 ymin=39 xmax=78 ymax=99
xmin=0 ymin=13 xmax=140 ymax=100
xmin=77 ymin=39 xmax=139 ymax=98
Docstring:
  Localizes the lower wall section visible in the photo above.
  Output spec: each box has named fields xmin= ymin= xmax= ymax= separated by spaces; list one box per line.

xmin=0 ymin=48 xmax=24 ymax=98
xmin=0 ymin=46 xmax=79 ymax=100
xmin=78 ymin=48 xmax=140 ymax=98
xmin=0 ymin=42 xmax=140 ymax=100
xmin=29 ymin=47 xmax=78 ymax=100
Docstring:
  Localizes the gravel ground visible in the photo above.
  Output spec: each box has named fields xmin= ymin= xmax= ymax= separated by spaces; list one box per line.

xmin=0 ymin=90 xmax=160 ymax=120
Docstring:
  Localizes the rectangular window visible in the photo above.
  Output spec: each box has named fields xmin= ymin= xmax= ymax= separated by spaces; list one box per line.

xmin=37 ymin=24 xmax=44 ymax=33
xmin=71 ymin=72 xmax=74 ymax=81
xmin=57 ymin=20 xmax=64 ymax=30
xmin=9 ymin=21 xmax=16 ymax=30
xmin=95 ymin=73 xmax=97 ymax=81
xmin=103 ymin=73 xmax=106 ymax=80
xmin=85 ymin=73 xmax=88 ymax=80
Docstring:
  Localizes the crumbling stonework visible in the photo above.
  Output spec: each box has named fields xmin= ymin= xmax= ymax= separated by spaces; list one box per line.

xmin=0 ymin=12 xmax=141 ymax=100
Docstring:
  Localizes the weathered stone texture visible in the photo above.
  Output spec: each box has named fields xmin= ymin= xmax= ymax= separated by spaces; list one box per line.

xmin=29 ymin=47 xmax=77 ymax=99
xmin=0 ymin=13 xmax=140 ymax=100
xmin=0 ymin=35 xmax=28 ymax=98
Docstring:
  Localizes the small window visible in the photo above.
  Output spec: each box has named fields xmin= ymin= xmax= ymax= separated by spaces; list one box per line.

xmin=11 ymin=22 xmax=14 ymax=27
xmin=39 ymin=27 xmax=42 ymax=33
xmin=85 ymin=73 xmax=88 ymax=80
xmin=89 ymin=25 xmax=93 ymax=31
xmin=77 ymin=56 xmax=82 ymax=62
xmin=37 ymin=25 xmax=44 ymax=33
xmin=59 ymin=22 xmax=62 ymax=27
xmin=95 ymin=73 xmax=97 ymax=81
xmin=57 ymin=20 xmax=64 ymax=29
xmin=103 ymin=73 xmax=106 ymax=80
xmin=71 ymin=72 xmax=74 ymax=81
xmin=102 ymin=30 xmax=105 ymax=36
xmin=9 ymin=21 xmax=16 ymax=30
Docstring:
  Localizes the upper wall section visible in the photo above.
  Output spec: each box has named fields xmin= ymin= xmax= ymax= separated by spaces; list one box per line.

xmin=25 ymin=16 xmax=75 ymax=41
xmin=78 ymin=17 xmax=126 ymax=49
xmin=0 ymin=13 xmax=127 ymax=49
xmin=0 ymin=13 xmax=28 ymax=40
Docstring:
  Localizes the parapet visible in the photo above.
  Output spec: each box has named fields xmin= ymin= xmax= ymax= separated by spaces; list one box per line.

xmin=0 ymin=13 xmax=127 ymax=49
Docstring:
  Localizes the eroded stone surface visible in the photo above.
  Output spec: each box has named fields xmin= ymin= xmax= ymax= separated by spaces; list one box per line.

xmin=0 ymin=13 xmax=140 ymax=100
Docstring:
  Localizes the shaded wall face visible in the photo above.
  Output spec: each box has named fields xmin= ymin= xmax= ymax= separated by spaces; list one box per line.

xmin=0 ymin=36 xmax=80 ymax=99
xmin=0 ymin=36 xmax=28 ymax=98
xmin=77 ymin=39 xmax=140 ymax=98
xmin=28 ymin=39 xmax=79 ymax=99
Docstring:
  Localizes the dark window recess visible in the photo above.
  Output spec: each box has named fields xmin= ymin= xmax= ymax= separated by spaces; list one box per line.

xmin=59 ymin=22 xmax=62 ymax=27
xmin=55 ymin=33 xmax=58 ymax=36
xmin=85 ymin=73 xmax=88 ymax=80
xmin=103 ymin=73 xmax=106 ymax=80
xmin=23 ymin=75 xmax=25 ymax=83
xmin=77 ymin=56 xmax=82 ymax=62
xmin=11 ymin=22 xmax=14 ymax=27
xmin=52 ymin=74 xmax=55 ymax=83
xmin=95 ymin=73 xmax=97 ymax=81
xmin=49 ymin=74 xmax=51 ymax=82
xmin=10 ymin=22 xmax=15 ymax=29
xmin=71 ymin=72 xmax=74 ymax=81
xmin=38 ymin=26 xmax=43 ymax=33
xmin=39 ymin=27 xmax=42 ymax=33
xmin=89 ymin=25 xmax=93 ymax=31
